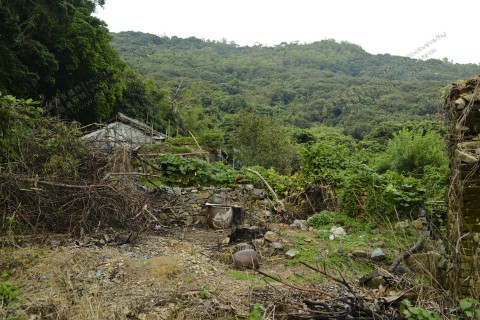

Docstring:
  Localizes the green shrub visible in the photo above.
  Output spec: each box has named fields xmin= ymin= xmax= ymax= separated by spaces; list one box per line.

xmin=247 ymin=303 xmax=266 ymax=320
xmin=299 ymin=140 xmax=351 ymax=186
xmin=400 ymin=299 xmax=439 ymax=320
xmin=308 ymin=210 xmax=373 ymax=233
xmin=228 ymin=111 xmax=298 ymax=174
xmin=307 ymin=210 xmax=335 ymax=228
xmin=376 ymin=129 xmax=448 ymax=176
xmin=249 ymin=166 xmax=304 ymax=197
xmin=290 ymin=128 xmax=316 ymax=144
xmin=155 ymin=154 xmax=305 ymax=197
xmin=339 ymin=167 xmax=426 ymax=218
xmin=198 ymin=130 xmax=224 ymax=151
xmin=421 ymin=165 xmax=449 ymax=201
xmin=163 ymin=136 xmax=195 ymax=146
xmin=197 ymin=285 xmax=211 ymax=299
xmin=0 ymin=93 xmax=87 ymax=177
xmin=0 ymin=281 xmax=21 ymax=307
xmin=458 ymin=298 xmax=480 ymax=319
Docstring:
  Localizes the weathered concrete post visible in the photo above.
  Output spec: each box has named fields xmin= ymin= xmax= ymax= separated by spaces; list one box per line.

xmin=444 ymin=77 xmax=480 ymax=297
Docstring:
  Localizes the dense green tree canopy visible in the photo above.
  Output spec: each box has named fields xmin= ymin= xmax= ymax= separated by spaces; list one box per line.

xmin=0 ymin=0 xmax=124 ymax=123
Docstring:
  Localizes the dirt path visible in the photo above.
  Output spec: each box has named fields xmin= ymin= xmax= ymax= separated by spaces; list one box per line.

xmin=2 ymin=226 xmax=347 ymax=319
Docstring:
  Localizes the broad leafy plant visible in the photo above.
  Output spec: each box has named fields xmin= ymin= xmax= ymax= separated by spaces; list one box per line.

xmin=400 ymin=300 xmax=439 ymax=320
xmin=0 ymin=281 xmax=22 ymax=307
xmin=156 ymin=154 xmax=250 ymax=187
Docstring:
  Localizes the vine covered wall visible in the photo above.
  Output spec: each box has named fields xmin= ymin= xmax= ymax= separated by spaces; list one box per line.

xmin=444 ymin=76 xmax=480 ymax=297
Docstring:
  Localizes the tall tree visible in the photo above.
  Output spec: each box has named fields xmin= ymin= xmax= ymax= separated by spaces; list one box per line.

xmin=228 ymin=111 xmax=297 ymax=174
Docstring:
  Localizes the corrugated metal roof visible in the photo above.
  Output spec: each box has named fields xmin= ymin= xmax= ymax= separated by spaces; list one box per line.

xmin=115 ymin=112 xmax=166 ymax=139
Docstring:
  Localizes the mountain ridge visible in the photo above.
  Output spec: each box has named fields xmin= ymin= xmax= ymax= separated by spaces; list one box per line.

xmin=110 ymin=31 xmax=480 ymax=138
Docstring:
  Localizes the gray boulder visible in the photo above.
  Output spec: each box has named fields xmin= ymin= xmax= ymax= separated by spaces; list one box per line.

xmin=285 ymin=250 xmax=299 ymax=259
xmin=272 ymin=242 xmax=284 ymax=250
xmin=371 ymin=248 xmax=386 ymax=261
xmin=290 ymin=219 xmax=308 ymax=230
xmin=233 ymin=249 xmax=259 ymax=269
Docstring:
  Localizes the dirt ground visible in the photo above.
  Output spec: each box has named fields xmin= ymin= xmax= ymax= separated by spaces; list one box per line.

xmin=1 ymin=225 xmax=354 ymax=320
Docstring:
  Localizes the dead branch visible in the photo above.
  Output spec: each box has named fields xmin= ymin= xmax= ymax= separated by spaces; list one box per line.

xmin=135 ymin=154 xmax=163 ymax=172
xmin=255 ymin=269 xmax=334 ymax=298
xmin=299 ymin=262 xmax=378 ymax=317
xmin=102 ymin=172 xmax=163 ymax=181
xmin=300 ymin=262 xmax=354 ymax=293
xmin=253 ymin=269 xmax=404 ymax=319
xmin=246 ymin=168 xmax=286 ymax=213
xmin=138 ymin=152 xmax=207 ymax=157
xmin=0 ymin=173 xmax=150 ymax=235
xmin=143 ymin=205 xmax=160 ymax=223
xmin=136 ymin=155 xmax=163 ymax=193
xmin=116 ymin=231 xmax=134 ymax=245
xmin=388 ymin=236 xmax=425 ymax=272
xmin=12 ymin=175 xmax=112 ymax=190
xmin=78 ymin=122 xmax=105 ymax=130
xmin=189 ymin=131 xmax=209 ymax=162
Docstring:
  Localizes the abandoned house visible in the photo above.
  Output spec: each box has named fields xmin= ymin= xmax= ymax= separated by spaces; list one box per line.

xmin=81 ymin=112 xmax=166 ymax=149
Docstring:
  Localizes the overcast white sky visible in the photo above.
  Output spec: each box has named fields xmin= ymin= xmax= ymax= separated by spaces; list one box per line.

xmin=95 ymin=0 xmax=480 ymax=64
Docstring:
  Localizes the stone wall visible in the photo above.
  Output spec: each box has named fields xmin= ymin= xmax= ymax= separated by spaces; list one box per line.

xmin=152 ymin=185 xmax=270 ymax=227
xmin=445 ymin=77 xmax=480 ymax=296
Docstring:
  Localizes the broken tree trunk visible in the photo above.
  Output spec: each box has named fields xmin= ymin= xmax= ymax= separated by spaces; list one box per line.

xmin=246 ymin=168 xmax=286 ymax=213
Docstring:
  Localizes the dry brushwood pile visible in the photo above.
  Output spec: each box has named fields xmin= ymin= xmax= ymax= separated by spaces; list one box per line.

xmin=0 ymin=97 xmax=155 ymax=235
xmin=0 ymin=147 xmax=152 ymax=235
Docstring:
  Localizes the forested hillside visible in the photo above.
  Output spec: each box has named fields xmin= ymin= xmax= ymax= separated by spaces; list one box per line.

xmin=111 ymin=31 xmax=480 ymax=138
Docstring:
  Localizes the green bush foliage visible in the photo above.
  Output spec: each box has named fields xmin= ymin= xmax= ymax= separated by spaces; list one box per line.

xmin=307 ymin=210 xmax=336 ymax=228
xmin=228 ymin=111 xmax=298 ymax=174
xmin=247 ymin=303 xmax=266 ymax=320
xmin=307 ymin=210 xmax=373 ymax=233
xmin=400 ymin=300 xmax=439 ymax=320
xmin=299 ymin=127 xmax=445 ymax=219
xmin=198 ymin=130 xmax=224 ymax=152
xmin=249 ymin=166 xmax=304 ymax=197
xmin=299 ymin=140 xmax=351 ymax=186
xmin=458 ymin=298 xmax=480 ymax=319
xmin=375 ymin=128 xmax=448 ymax=176
xmin=0 ymin=93 xmax=86 ymax=177
xmin=0 ymin=281 xmax=21 ymax=307
xmin=339 ymin=166 xmax=427 ymax=218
